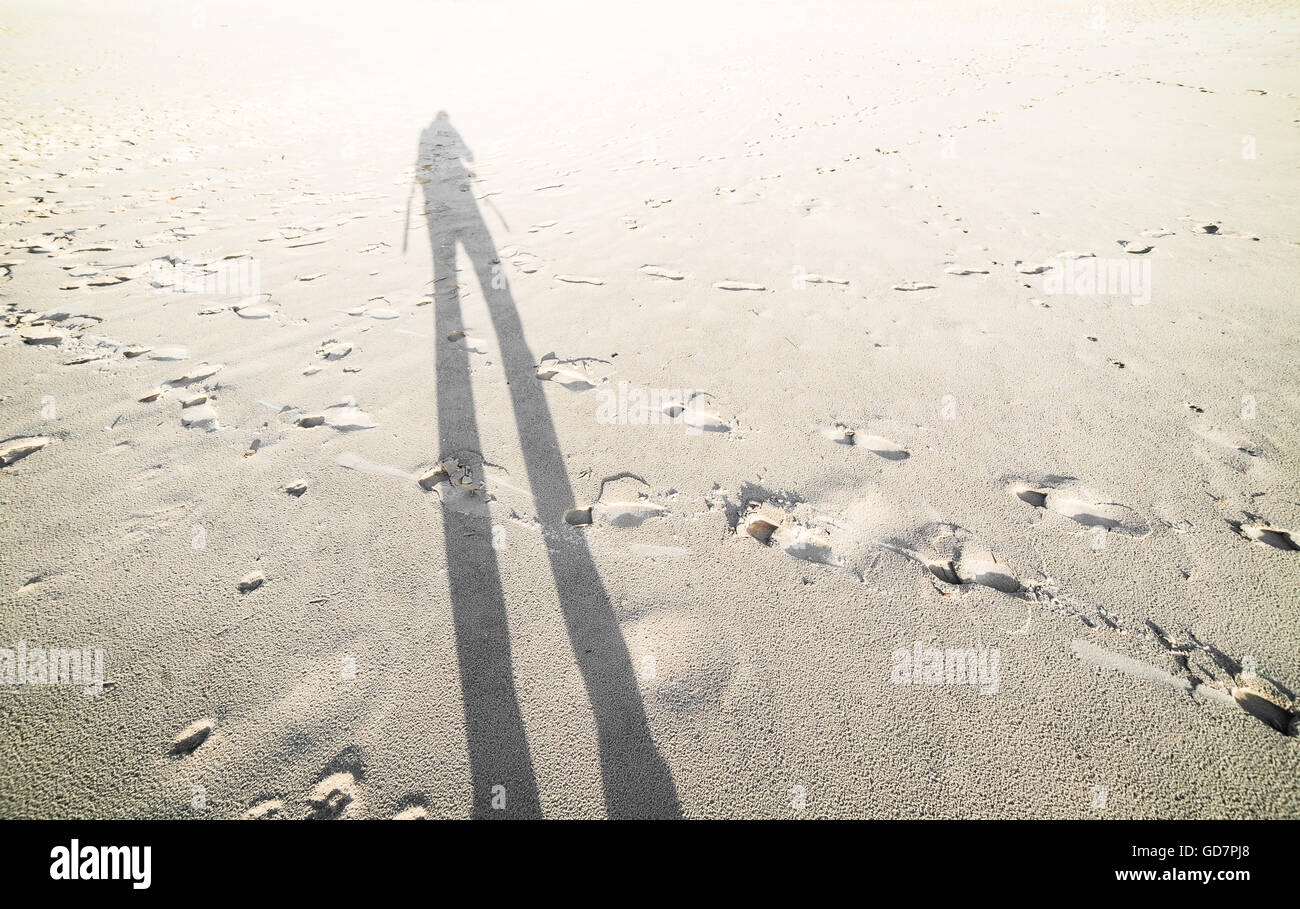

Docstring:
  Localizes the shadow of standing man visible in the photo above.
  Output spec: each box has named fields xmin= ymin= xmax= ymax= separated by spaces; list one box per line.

xmin=411 ymin=111 xmax=681 ymax=819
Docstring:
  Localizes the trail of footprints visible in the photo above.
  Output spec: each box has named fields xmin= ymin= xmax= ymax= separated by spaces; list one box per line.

xmin=711 ymin=470 xmax=1295 ymax=736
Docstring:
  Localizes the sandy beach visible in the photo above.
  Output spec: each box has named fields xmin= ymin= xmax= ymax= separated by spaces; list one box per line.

xmin=1 ymin=0 xmax=1297 ymax=819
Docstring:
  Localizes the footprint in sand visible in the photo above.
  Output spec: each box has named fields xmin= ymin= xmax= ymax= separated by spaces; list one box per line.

xmin=180 ymin=402 xmax=219 ymax=430
xmin=566 ymin=501 xmax=666 ymax=528
xmin=555 ymin=275 xmax=605 ymax=285
xmin=595 ymin=501 xmax=666 ymax=528
xmin=316 ymin=339 xmax=352 ymax=361
xmin=940 ymin=549 xmax=1023 ymax=594
xmin=445 ymin=329 xmax=488 ymax=354
xmin=815 ymin=423 xmax=857 ymax=446
xmin=18 ymin=327 xmax=64 ymax=346
xmin=535 ymin=360 xmax=596 ymax=391
xmin=943 ymin=266 xmax=989 ymax=276
xmin=800 ymin=273 xmax=850 ymax=286
xmin=564 ymin=506 xmax=593 ymax=525
xmin=881 ymin=524 xmax=1028 ymax=597
xmin=233 ymin=303 xmax=274 ymax=320
xmin=738 ymin=501 xmax=844 ymax=569
xmin=724 ymin=485 xmax=849 ymax=572
xmin=308 ymin=772 xmax=359 ymax=819
xmin=149 ymin=347 xmax=189 ymax=361
xmin=166 ymin=362 xmax=223 ymax=386
xmin=892 ymin=281 xmax=937 ymax=291
xmin=714 ymin=280 xmax=765 ymax=291
xmin=640 ymin=265 xmax=685 ymax=281
xmin=1014 ymin=261 xmax=1054 ymax=275
xmin=856 ymin=433 xmax=910 ymax=460
xmin=306 ymin=749 xmax=366 ymax=819
xmin=918 ymin=549 xmax=1024 ymax=595
xmin=321 ymin=398 xmax=378 ymax=431
xmin=1227 ymin=518 xmax=1298 ymax=552
xmin=0 ymin=436 xmax=49 ymax=467
xmin=565 ymin=474 xmax=666 ymax=528
xmin=417 ymin=457 xmax=491 ymax=517
xmin=637 ymin=266 xmax=686 ymax=280
xmin=1076 ymin=637 xmax=1297 ymax=736
xmin=815 ymin=424 xmax=908 ymax=459
xmin=1232 ymin=681 xmax=1297 ymax=734
xmin=1151 ymin=626 xmax=1297 ymax=733
xmin=661 ymin=395 xmax=730 ymax=433
xmin=1011 ymin=479 xmax=1150 ymax=538
xmin=169 ymin=717 xmax=216 ymax=756
xmin=892 ymin=533 xmax=1025 ymax=595
xmin=242 ymin=799 xmax=285 ymax=820
xmin=1185 ymin=219 xmax=1259 ymax=240
xmin=1117 ymin=240 xmax=1154 ymax=254
xmin=391 ymin=796 xmax=430 ymax=820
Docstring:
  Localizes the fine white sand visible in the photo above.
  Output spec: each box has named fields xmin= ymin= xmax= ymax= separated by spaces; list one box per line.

xmin=1 ymin=0 xmax=1297 ymax=818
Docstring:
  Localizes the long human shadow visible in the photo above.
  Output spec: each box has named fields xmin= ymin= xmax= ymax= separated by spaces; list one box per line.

xmin=413 ymin=111 xmax=680 ymax=818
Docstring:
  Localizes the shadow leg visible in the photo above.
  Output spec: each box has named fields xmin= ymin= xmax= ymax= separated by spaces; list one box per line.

xmin=432 ymin=235 xmax=543 ymax=818
xmin=459 ymin=224 xmax=681 ymax=818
